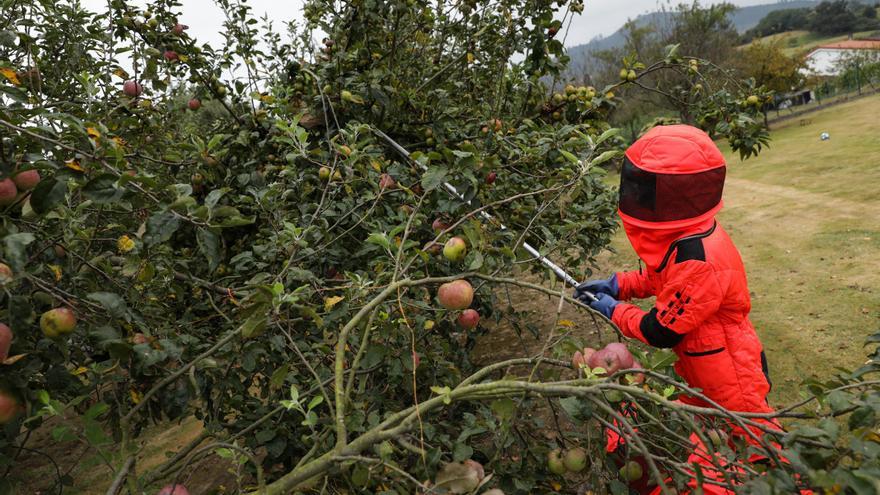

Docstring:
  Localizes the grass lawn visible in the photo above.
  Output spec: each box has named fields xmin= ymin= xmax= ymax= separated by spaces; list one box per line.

xmin=743 ymin=29 xmax=880 ymax=56
xmin=599 ymin=94 xmax=880 ymax=405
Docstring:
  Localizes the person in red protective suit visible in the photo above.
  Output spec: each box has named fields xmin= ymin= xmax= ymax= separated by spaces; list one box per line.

xmin=576 ymin=124 xmax=782 ymax=494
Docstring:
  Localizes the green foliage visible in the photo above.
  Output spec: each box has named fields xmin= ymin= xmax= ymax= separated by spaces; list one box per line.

xmin=743 ymin=7 xmax=812 ymax=42
xmin=0 ymin=0 xmax=865 ymax=493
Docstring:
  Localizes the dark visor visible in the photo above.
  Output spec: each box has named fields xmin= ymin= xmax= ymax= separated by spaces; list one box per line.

xmin=619 ymin=157 xmax=725 ymax=223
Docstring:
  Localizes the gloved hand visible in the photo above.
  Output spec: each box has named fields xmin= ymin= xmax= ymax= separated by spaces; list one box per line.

xmin=574 ymin=274 xmax=618 ymax=303
xmin=589 ymin=293 xmax=619 ymax=319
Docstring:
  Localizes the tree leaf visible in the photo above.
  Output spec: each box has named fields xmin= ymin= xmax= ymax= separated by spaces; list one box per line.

xmin=30 ymin=177 xmax=67 ymax=214
xmin=197 ymin=228 xmax=221 ymax=271
xmin=87 ymin=292 xmax=127 ymax=318
xmin=144 ymin=212 xmax=181 ymax=247
xmin=421 ymin=165 xmax=449 ymax=191
xmin=365 ymin=232 xmax=391 ymax=251
xmin=81 ymin=173 xmax=122 ymax=203
xmin=2 ymin=232 xmax=35 ymax=272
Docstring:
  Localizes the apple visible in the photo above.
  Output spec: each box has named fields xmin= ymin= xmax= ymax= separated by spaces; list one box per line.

xmin=431 ymin=218 xmax=450 ymax=233
xmin=464 ymin=459 xmax=485 ymax=480
xmin=604 ymin=342 xmax=634 ymax=369
xmin=547 ymin=449 xmax=566 ymax=475
xmin=171 ymin=23 xmax=189 ymax=35
xmin=624 ymin=360 xmax=646 ymax=385
xmin=187 ymin=98 xmax=201 ymax=110
xmin=318 ymin=166 xmax=331 ymax=180
xmin=571 ymin=347 xmax=597 ymax=371
xmin=442 ymin=236 xmax=467 ymax=262
xmin=492 ymin=118 xmax=502 ymax=132
xmin=157 ymin=484 xmax=190 ymax=495
xmin=0 ymin=179 xmax=18 ymax=206
xmin=131 ymin=333 xmax=149 ymax=345
xmin=54 ymin=245 xmax=67 ymax=259
xmin=12 ymin=169 xmax=40 ymax=190
xmin=456 ymin=309 xmax=480 ymax=329
xmin=485 ymin=171 xmax=497 ymax=184
xmin=619 ymin=460 xmax=644 ymax=482
xmin=0 ymin=391 xmax=20 ymax=424
xmin=437 ymin=280 xmax=474 ymax=310
xmin=40 ymin=307 xmax=77 ymax=338
xmin=563 ymin=447 xmax=587 ymax=472
xmin=747 ymin=95 xmax=760 ymax=106
xmin=588 ymin=348 xmax=621 ymax=375
xmin=0 ymin=323 xmax=12 ymax=362
xmin=547 ymin=25 xmax=559 ymax=37
xmin=619 ymin=68 xmax=629 ymax=80
xmin=163 ymin=50 xmax=179 ymax=62
xmin=412 ymin=351 xmax=420 ymax=369
xmin=123 ymin=80 xmax=143 ymax=97
xmin=0 ymin=263 xmax=12 ymax=285
xmin=378 ymin=173 xmax=396 ymax=190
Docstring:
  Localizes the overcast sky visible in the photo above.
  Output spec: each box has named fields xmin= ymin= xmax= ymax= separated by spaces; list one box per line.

xmin=81 ymin=0 xmax=779 ymax=49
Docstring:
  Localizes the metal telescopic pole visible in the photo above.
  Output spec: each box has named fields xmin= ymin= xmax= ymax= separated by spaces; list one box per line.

xmin=373 ymin=128 xmax=597 ymax=302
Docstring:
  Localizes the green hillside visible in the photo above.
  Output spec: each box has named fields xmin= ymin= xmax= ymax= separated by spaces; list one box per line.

xmin=744 ymin=29 xmax=880 ymax=56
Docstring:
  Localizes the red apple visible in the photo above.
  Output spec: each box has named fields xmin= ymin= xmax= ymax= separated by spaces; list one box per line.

xmin=0 ymin=179 xmax=18 ymax=206
xmin=456 ymin=309 xmax=480 ymax=329
xmin=431 ymin=218 xmax=450 ymax=232
xmin=157 ymin=485 xmax=190 ymax=495
xmin=0 ymin=391 xmax=20 ymax=424
xmin=187 ymin=98 xmax=201 ymax=110
xmin=12 ymin=169 xmax=40 ymax=190
xmin=571 ymin=347 xmax=597 ymax=371
xmin=624 ymin=360 xmax=646 ymax=384
xmin=604 ymin=342 xmax=634 ymax=368
xmin=378 ymin=173 xmax=396 ymax=190
xmin=0 ymin=323 xmax=11 ymax=362
xmin=485 ymin=171 xmax=497 ymax=184
xmin=131 ymin=333 xmax=149 ymax=345
xmin=0 ymin=263 xmax=12 ymax=285
xmin=437 ymin=280 xmax=474 ymax=310
xmin=588 ymin=348 xmax=621 ymax=375
xmin=123 ymin=80 xmax=143 ymax=97
xmin=171 ymin=23 xmax=189 ymax=35
xmin=163 ymin=50 xmax=179 ymax=62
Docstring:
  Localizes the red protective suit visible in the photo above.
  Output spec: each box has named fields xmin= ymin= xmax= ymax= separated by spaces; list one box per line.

xmin=605 ymin=125 xmax=786 ymax=494
xmin=610 ymin=124 xmax=772 ymax=414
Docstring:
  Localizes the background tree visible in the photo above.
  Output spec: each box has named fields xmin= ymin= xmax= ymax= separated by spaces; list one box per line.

xmin=809 ymin=0 xmax=859 ymax=35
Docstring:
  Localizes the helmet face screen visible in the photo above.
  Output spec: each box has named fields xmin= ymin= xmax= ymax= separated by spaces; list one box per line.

xmin=619 ymin=157 xmax=725 ymax=224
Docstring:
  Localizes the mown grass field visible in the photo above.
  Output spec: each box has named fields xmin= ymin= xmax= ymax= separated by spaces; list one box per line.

xmin=600 ymin=94 xmax=880 ymax=405
xmin=744 ymin=29 xmax=880 ymax=56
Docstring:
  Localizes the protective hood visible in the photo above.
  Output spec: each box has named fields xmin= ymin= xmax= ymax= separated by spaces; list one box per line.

xmin=621 ymin=216 xmax=717 ymax=271
xmin=618 ymin=125 xmax=726 ymax=269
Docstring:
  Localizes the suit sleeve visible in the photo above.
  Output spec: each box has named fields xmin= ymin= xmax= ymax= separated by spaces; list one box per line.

xmin=612 ymin=261 xmax=723 ymax=348
xmin=616 ymin=269 xmax=655 ymax=301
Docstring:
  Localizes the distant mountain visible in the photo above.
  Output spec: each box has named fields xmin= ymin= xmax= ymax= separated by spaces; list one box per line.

xmin=564 ymin=1 xmax=820 ymax=76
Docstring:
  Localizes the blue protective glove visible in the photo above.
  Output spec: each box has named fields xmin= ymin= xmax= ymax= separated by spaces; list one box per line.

xmin=589 ymin=293 xmax=619 ymax=319
xmin=573 ymin=274 xmax=619 ymax=304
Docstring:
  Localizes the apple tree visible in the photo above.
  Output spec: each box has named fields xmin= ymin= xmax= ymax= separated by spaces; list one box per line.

xmin=0 ymin=0 xmax=877 ymax=494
